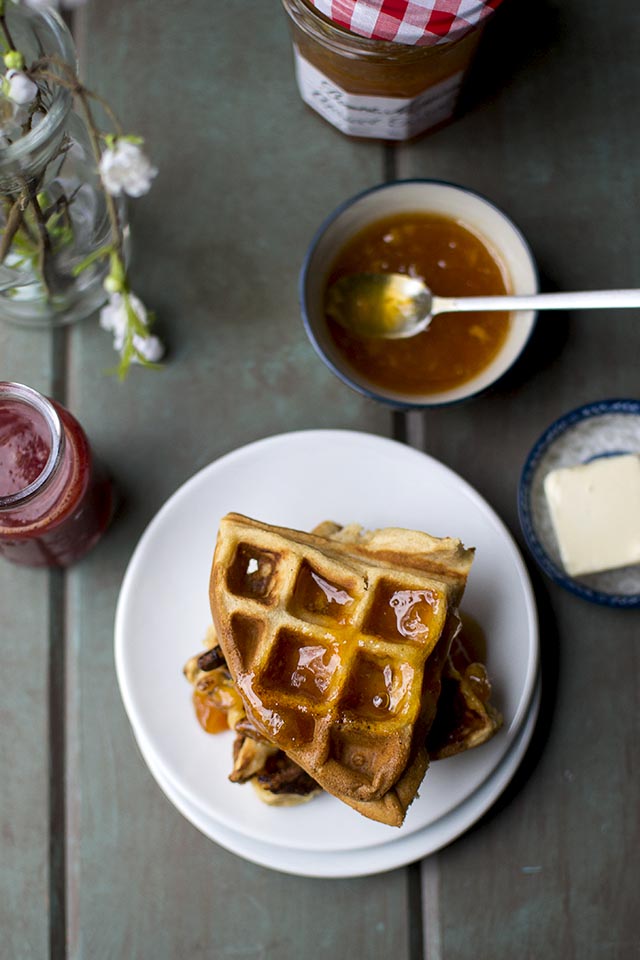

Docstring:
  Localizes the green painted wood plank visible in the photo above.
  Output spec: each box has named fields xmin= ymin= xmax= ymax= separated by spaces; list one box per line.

xmin=0 ymin=329 xmax=56 ymax=959
xmin=400 ymin=0 xmax=640 ymax=955
xmin=64 ymin=1 xmax=399 ymax=957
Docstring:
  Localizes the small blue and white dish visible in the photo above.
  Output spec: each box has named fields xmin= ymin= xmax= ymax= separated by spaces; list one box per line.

xmin=518 ymin=399 xmax=640 ymax=607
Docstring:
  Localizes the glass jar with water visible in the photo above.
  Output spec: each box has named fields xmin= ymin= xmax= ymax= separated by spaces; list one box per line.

xmin=0 ymin=4 xmax=123 ymax=327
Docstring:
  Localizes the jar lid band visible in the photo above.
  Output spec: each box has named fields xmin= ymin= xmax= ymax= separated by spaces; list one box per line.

xmin=309 ymin=0 xmax=504 ymax=46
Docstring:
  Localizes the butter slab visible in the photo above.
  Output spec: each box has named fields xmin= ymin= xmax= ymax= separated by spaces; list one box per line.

xmin=543 ymin=453 xmax=640 ymax=577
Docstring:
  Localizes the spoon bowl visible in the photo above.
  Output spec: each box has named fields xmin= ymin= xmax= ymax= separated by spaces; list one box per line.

xmin=326 ymin=273 xmax=433 ymax=339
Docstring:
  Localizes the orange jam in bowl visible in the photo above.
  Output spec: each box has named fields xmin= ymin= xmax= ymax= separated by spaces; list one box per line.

xmin=301 ymin=180 xmax=538 ymax=408
xmin=326 ymin=212 xmax=511 ymax=395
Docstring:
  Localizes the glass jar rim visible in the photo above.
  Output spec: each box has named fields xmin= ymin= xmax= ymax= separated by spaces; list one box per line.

xmin=0 ymin=381 xmax=63 ymax=508
xmin=0 ymin=6 xmax=75 ymax=165
xmin=283 ymin=0 xmax=418 ymax=56
xmin=282 ymin=0 xmax=478 ymax=57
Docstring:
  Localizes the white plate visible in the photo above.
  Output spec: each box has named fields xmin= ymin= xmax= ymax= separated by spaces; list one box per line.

xmin=137 ymin=675 xmax=541 ymax=878
xmin=115 ymin=430 xmax=538 ymax=853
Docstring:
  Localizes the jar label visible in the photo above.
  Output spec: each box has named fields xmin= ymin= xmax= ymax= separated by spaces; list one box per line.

xmin=293 ymin=48 xmax=463 ymax=140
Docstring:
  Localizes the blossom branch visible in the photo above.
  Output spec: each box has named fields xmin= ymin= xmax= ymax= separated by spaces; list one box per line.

xmin=31 ymin=61 xmax=124 ymax=257
xmin=0 ymin=193 xmax=24 ymax=260
xmin=0 ymin=18 xmax=162 ymax=376
xmin=24 ymin=176 xmax=53 ymax=294
xmin=0 ymin=10 xmax=17 ymax=52
xmin=74 ymin=84 xmax=124 ymax=257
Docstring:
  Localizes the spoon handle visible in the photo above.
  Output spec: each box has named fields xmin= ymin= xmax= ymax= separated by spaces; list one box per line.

xmin=432 ymin=289 xmax=640 ymax=314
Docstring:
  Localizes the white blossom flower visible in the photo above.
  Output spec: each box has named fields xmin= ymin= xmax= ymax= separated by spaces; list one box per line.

xmin=132 ymin=333 xmax=164 ymax=363
xmin=5 ymin=69 xmax=38 ymax=106
xmin=99 ymin=290 xmax=132 ymax=338
xmin=99 ymin=291 xmax=165 ymax=364
xmin=99 ymin=140 xmax=157 ymax=198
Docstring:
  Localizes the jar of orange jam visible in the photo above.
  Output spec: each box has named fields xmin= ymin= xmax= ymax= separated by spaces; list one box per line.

xmin=280 ymin=0 xmax=503 ymax=140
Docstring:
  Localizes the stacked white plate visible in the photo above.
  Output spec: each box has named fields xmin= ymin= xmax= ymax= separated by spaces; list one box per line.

xmin=115 ymin=430 xmax=540 ymax=878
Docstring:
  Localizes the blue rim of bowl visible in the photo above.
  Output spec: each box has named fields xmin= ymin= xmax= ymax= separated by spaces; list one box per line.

xmin=299 ymin=178 xmax=539 ymax=410
xmin=518 ymin=398 xmax=640 ymax=608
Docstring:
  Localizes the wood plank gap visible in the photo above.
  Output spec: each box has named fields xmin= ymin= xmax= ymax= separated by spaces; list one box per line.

xmin=51 ymin=327 xmax=69 ymax=407
xmin=420 ymin=857 xmax=441 ymax=960
xmin=48 ymin=568 xmax=67 ymax=960
xmin=384 ymin=142 xmax=397 ymax=183
xmin=49 ymin=279 xmax=70 ymax=960
xmin=407 ymin=860 xmax=426 ymax=960
xmin=392 ymin=409 xmax=408 ymax=444
xmin=405 ymin=411 xmax=427 ymax=451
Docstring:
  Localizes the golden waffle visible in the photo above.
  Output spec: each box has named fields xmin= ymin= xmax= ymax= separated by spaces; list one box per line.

xmin=426 ymin=658 xmax=502 ymax=760
xmin=209 ymin=512 xmax=474 ymax=826
xmin=184 ymin=632 xmax=321 ymax=805
xmin=318 ymin=524 xmax=503 ymax=762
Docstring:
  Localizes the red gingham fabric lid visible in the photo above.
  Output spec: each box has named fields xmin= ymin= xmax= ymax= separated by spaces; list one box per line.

xmin=307 ymin=0 xmax=504 ymax=46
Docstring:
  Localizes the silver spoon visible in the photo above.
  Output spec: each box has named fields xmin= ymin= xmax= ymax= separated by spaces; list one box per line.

xmin=325 ymin=272 xmax=640 ymax=339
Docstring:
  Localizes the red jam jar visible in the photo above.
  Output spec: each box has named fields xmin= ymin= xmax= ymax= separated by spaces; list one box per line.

xmin=0 ymin=381 xmax=113 ymax=567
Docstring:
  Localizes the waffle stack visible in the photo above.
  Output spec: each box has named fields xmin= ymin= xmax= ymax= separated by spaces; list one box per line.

xmin=207 ymin=512 xmax=479 ymax=826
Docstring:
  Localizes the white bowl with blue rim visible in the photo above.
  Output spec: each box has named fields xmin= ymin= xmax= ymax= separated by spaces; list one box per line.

xmin=519 ymin=398 xmax=640 ymax=607
xmin=300 ymin=179 xmax=538 ymax=408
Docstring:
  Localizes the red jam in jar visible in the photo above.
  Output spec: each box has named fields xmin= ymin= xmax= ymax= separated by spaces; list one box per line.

xmin=0 ymin=381 xmax=113 ymax=567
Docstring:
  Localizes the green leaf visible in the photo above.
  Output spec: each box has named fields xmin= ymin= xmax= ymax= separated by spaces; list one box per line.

xmin=116 ymin=327 xmax=136 ymax=380
xmin=123 ymin=292 xmax=148 ymax=337
xmin=72 ymin=245 xmax=112 ymax=277
xmin=132 ymin=349 xmax=163 ymax=371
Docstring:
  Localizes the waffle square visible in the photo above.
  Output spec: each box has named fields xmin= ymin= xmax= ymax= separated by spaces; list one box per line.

xmin=210 ymin=513 xmax=474 ymax=825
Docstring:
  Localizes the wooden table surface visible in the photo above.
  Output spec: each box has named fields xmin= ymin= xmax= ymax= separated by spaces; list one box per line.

xmin=2 ymin=0 xmax=639 ymax=957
